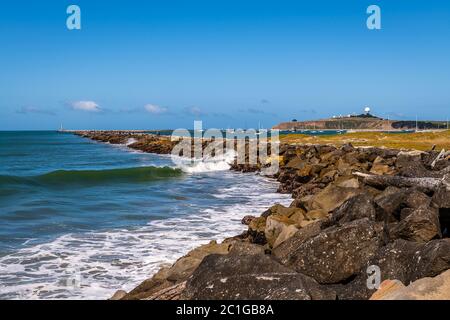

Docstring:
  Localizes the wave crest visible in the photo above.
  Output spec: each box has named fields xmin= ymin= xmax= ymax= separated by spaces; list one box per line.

xmin=0 ymin=166 xmax=182 ymax=187
xmin=174 ymin=150 xmax=236 ymax=173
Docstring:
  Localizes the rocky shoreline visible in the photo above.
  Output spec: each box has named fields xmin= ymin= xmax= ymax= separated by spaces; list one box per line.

xmin=74 ymin=131 xmax=450 ymax=300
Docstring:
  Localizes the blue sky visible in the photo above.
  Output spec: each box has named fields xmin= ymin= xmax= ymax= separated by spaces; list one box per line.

xmin=1 ymin=0 xmax=449 ymax=130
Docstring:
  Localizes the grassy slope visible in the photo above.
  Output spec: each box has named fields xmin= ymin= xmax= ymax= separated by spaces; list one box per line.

xmin=280 ymin=130 xmax=450 ymax=151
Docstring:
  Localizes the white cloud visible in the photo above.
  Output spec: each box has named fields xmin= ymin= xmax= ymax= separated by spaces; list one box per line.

xmin=144 ymin=104 xmax=168 ymax=114
xmin=185 ymin=106 xmax=205 ymax=116
xmin=71 ymin=101 xmax=101 ymax=112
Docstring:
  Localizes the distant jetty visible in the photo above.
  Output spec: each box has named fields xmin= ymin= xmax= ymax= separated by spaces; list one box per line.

xmin=274 ymin=113 xmax=449 ymax=131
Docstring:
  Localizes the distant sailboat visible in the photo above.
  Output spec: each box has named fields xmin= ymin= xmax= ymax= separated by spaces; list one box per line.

xmin=256 ymin=121 xmax=268 ymax=135
xmin=58 ymin=123 xmax=64 ymax=132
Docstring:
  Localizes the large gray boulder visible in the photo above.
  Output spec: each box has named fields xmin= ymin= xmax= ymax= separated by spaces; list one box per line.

xmin=275 ymin=218 xmax=384 ymax=284
xmin=404 ymin=190 xmax=431 ymax=209
xmin=374 ymin=187 xmax=409 ymax=221
xmin=390 ymin=206 xmax=441 ymax=242
xmin=272 ymin=221 xmax=323 ymax=260
xmin=334 ymin=239 xmax=450 ymax=300
xmin=308 ymin=184 xmax=362 ymax=213
xmin=327 ymin=194 xmax=377 ymax=226
xmin=183 ymin=250 xmax=336 ymax=300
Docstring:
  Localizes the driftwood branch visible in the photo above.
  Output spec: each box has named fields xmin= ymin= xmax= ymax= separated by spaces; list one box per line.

xmin=353 ymin=172 xmax=450 ymax=192
xmin=431 ymin=149 xmax=446 ymax=169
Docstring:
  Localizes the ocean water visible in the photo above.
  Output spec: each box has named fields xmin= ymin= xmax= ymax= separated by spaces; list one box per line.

xmin=0 ymin=131 xmax=291 ymax=299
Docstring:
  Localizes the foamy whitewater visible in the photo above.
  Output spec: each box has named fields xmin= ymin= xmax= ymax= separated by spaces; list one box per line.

xmin=0 ymin=132 xmax=291 ymax=299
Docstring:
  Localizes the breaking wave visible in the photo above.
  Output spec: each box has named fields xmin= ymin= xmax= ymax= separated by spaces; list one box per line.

xmin=174 ymin=150 xmax=237 ymax=174
xmin=0 ymin=166 xmax=183 ymax=187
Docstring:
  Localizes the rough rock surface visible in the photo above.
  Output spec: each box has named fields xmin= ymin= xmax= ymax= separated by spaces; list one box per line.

xmin=308 ymin=184 xmax=362 ymax=213
xmin=276 ymin=219 xmax=383 ymax=284
xmin=390 ymin=207 xmax=441 ymax=242
xmin=272 ymin=221 xmax=323 ymax=260
xmin=333 ymin=239 xmax=450 ymax=300
xmin=371 ymin=269 xmax=450 ymax=300
xmin=183 ymin=250 xmax=336 ymax=300
xmin=326 ymin=194 xmax=377 ymax=226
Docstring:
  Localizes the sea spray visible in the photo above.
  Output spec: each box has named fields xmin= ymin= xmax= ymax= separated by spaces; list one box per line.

xmin=175 ymin=150 xmax=237 ymax=174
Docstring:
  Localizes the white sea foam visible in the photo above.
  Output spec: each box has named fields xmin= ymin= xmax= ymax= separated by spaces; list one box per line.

xmin=0 ymin=176 xmax=291 ymax=300
xmin=105 ymin=137 xmax=236 ymax=173
xmin=125 ymin=138 xmax=138 ymax=146
xmin=174 ymin=150 xmax=236 ymax=174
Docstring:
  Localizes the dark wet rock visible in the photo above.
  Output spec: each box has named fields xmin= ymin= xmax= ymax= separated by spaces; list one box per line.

xmin=404 ymin=190 xmax=431 ymax=209
xmin=292 ymin=183 xmax=323 ymax=201
xmin=342 ymin=152 xmax=360 ymax=166
xmin=341 ymin=143 xmax=355 ymax=153
xmin=432 ymin=187 xmax=450 ymax=209
xmin=370 ymin=156 xmax=395 ymax=175
xmin=433 ymin=159 xmax=450 ymax=171
xmin=308 ymin=184 xmax=363 ymax=213
xmin=320 ymin=150 xmax=344 ymax=163
xmin=399 ymin=208 xmax=415 ymax=220
xmin=326 ymin=194 xmax=377 ymax=226
xmin=263 ymin=203 xmax=306 ymax=219
xmin=223 ymin=231 xmax=249 ymax=244
xmin=183 ymin=251 xmax=336 ymax=300
xmin=276 ymin=218 xmax=383 ymax=284
xmin=247 ymin=216 xmax=267 ymax=244
xmin=374 ymin=187 xmax=409 ymax=221
xmin=390 ymin=206 xmax=441 ymax=242
xmin=285 ymin=156 xmax=305 ymax=170
xmin=333 ymin=239 xmax=450 ymax=300
xmin=317 ymin=145 xmax=337 ymax=155
xmin=229 ymin=241 xmax=266 ymax=256
xmin=241 ymin=215 xmax=256 ymax=225
xmin=265 ymin=215 xmax=297 ymax=247
xmin=386 ymin=239 xmax=440 ymax=276
xmin=432 ymin=187 xmax=450 ymax=237
xmin=396 ymin=151 xmax=430 ymax=178
xmin=272 ymin=221 xmax=323 ymax=260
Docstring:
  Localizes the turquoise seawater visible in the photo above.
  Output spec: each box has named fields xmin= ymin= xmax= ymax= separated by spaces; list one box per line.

xmin=0 ymin=131 xmax=290 ymax=299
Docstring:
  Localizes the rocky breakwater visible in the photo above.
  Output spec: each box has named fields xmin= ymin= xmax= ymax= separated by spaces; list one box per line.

xmin=74 ymin=130 xmax=235 ymax=158
xmin=113 ymin=142 xmax=450 ymax=300
xmin=74 ymin=131 xmax=177 ymax=154
xmin=73 ymin=131 xmax=450 ymax=300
